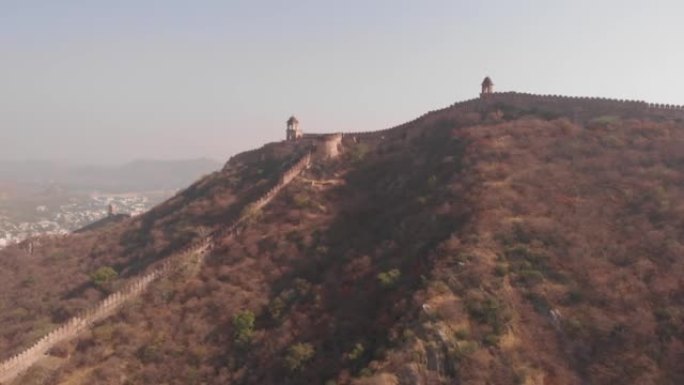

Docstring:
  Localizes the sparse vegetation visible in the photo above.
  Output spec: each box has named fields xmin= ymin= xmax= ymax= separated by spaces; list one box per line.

xmin=284 ymin=342 xmax=315 ymax=371
xmin=590 ymin=115 xmax=620 ymax=127
xmin=346 ymin=342 xmax=365 ymax=361
xmin=465 ymin=292 xmax=510 ymax=337
xmin=233 ymin=310 xmax=255 ymax=346
xmin=1 ymin=100 xmax=683 ymax=385
xmin=349 ymin=143 xmax=369 ymax=162
xmin=377 ymin=268 xmax=401 ymax=288
xmin=90 ymin=266 xmax=118 ymax=289
xmin=240 ymin=203 xmax=263 ymax=224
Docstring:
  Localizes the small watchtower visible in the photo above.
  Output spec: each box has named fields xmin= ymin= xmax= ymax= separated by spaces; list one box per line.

xmin=481 ymin=76 xmax=494 ymax=95
xmin=107 ymin=203 xmax=115 ymax=217
xmin=286 ymin=116 xmax=302 ymax=141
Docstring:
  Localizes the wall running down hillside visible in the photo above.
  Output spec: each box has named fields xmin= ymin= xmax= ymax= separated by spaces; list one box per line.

xmin=0 ymin=153 xmax=312 ymax=384
xmin=0 ymin=268 xmax=166 ymax=384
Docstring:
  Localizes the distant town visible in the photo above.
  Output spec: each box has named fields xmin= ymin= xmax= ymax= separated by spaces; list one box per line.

xmin=0 ymin=191 xmax=170 ymax=248
xmin=0 ymin=158 xmax=221 ymax=249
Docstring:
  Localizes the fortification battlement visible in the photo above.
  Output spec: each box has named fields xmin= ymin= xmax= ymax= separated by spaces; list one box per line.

xmin=481 ymin=91 xmax=684 ymax=110
xmin=302 ymin=133 xmax=341 ymax=139
xmin=301 ymin=91 xmax=683 ymax=141
xmin=288 ymin=77 xmax=683 ymax=143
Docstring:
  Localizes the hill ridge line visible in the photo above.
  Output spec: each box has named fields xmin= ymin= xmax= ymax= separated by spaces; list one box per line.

xmin=302 ymin=92 xmax=684 ymax=138
xmin=0 ymin=153 xmax=312 ymax=384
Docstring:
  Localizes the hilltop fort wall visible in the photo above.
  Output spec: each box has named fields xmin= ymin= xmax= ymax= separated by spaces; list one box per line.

xmin=479 ymin=92 xmax=684 ymax=120
xmin=0 ymin=152 xmax=312 ymax=384
xmin=302 ymin=93 xmax=684 ymax=142
xmin=3 ymin=89 xmax=683 ymax=382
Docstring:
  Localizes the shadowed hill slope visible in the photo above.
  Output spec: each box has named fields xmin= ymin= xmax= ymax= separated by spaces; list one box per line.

xmin=1 ymin=95 xmax=683 ymax=385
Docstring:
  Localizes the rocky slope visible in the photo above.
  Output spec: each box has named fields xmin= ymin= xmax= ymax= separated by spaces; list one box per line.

xmin=1 ymin=95 xmax=683 ymax=385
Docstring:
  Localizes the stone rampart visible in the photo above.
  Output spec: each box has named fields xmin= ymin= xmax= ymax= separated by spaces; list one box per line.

xmin=304 ymin=93 xmax=683 ymax=140
xmin=0 ymin=268 xmax=163 ymax=383
xmin=480 ymin=92 xmax=684 ymax=117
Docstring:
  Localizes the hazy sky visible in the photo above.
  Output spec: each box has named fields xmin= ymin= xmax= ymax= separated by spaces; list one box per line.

xmin=2 ymin=0 xmax=683 ymax=164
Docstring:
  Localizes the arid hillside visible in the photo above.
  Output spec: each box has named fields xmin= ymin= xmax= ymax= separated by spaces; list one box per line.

xmin=1 ymin=95 xmax=683 ymax=385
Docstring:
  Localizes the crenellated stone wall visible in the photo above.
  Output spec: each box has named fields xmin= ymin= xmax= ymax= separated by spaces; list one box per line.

xmin=242 ymin=153 xmax=311 ymax=214
xmin=479 ymin=92 xmax=684 ymax=122
xmin=0 ymin=268 xmax=165 ymax=383
xmin=480 ymin=91 xmax=684 ymax=112
xmin=0 ymin=152 xmax=312 ymax=384
xmin=303 ymin=92 xmax=684 ymax=141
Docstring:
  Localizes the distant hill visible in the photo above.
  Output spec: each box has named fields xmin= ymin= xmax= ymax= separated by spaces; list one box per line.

xmin=0 ymin=93 xmax=683 ymax=385
xmin=0 ymin=158 xmax=221 ymax=193
xmin=67 ymin=158 xmax=222 ymax=192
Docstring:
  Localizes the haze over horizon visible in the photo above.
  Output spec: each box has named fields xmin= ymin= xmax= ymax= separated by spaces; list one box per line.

xmin=2 ymin=0 xmax=683 ymax=163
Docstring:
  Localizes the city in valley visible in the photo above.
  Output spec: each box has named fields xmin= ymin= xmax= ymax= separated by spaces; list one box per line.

xmin=0 ymin=158 xmax=220 ymax=248
xmin=0 ymin=190 xmax=171 ymax=247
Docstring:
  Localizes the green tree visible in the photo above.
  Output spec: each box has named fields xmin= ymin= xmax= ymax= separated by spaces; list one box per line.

xmin=90 ymin=266 xmax=118 ymax=288
xmin=349 ymin=143 xmax=369 ymax=163
xmin=233 ymin=310 xmax=255 ymax=346
xmin=377 ymin=268 xmax=401 ymax=288
xmin=346 ymin=342 xmax=365 ymax=361
xmin=284 ymin=343 xmax=315 ymax=371
xmin=240 ymin=203 xmax=262 ymax=224
xmin=268 ymin=297 xmax=286 ymax=320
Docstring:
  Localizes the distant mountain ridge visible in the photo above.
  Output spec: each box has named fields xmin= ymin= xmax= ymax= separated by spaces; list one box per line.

xmin=0 ymin=158 xmax=221 ymax=193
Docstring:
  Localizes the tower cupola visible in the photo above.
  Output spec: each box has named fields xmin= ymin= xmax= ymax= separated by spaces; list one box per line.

xmin=481 ymin=76 xmax=494 ymax=95
xmin=286 ymin=116 xmax=302 ymax=141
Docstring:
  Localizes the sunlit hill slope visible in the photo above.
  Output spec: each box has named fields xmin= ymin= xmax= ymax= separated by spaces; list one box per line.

xmin=1 ymin=91 xmax=683 ymax=385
